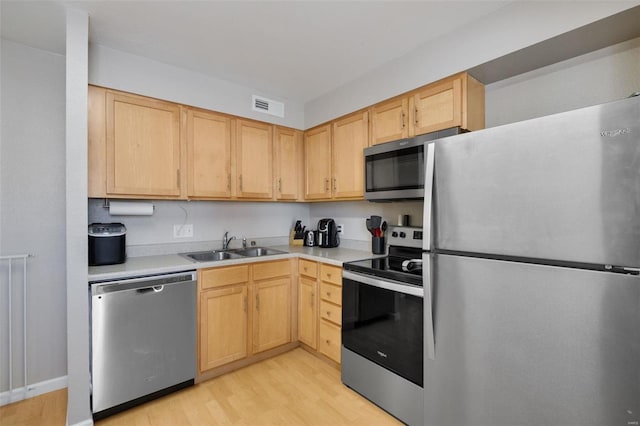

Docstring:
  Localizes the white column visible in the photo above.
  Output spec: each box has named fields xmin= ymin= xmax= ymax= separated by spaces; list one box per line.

xmin=65 ymin=7 xmax=91 ymax=426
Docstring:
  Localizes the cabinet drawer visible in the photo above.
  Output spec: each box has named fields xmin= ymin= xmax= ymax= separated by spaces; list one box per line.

xmin=200 ymin=265 xmax=249 ymax=290
xmin=320 ymin=300 xmax=341 ymax=326
xmin=252 ymin=260 xmax=290 ymax=281
xmin=299 ymin=259 xmax=317 ymax=278
xmin=320 ymin=282 xmax=341 ymax=305
xmin=319 ymin=320 xmax=341 ymax=363
xmin=320 ymin=264 xmax=341 ymax=285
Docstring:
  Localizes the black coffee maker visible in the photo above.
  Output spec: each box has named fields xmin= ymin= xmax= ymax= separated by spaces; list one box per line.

xmin=317 ymin=218 xmax=340 ymax=248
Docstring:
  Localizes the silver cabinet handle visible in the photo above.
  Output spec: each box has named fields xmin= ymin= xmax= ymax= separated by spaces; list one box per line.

xmin=401 ymin=111 xmax=405 ymax=129
xmin=239 ymin=174 xmax=243 ymax=191
xmin=414 ymin=107 xmax=419 ymax=126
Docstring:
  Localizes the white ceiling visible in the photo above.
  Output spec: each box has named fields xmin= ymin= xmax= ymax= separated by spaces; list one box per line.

xmin=0 ymin=0 xmax=512 ymax=103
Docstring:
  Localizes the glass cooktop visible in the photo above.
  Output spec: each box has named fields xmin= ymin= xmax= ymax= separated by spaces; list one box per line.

xmin=343 ymin=246 xmax=424 ymax=287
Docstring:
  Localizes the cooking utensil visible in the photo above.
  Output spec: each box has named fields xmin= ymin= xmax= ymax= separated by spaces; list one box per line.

xmin=381 ymin=221 xmax=387 ymax=237
xmin=370 ymin=215 xmax=382 ymax=230
xmin=366 ymin=218 xmax=375 ymax=236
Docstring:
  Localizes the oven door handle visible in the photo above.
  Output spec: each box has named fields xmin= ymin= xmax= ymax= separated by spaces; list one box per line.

xmin=343 ymin=271 xmax=424 ymax=298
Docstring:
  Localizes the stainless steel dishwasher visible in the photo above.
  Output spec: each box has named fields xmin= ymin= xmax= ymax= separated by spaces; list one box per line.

xmin=90 ymin=270 xmax=196 ymax=419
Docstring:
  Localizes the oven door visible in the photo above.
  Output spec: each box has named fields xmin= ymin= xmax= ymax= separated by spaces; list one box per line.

xmin=342 ymin=270 xmax=424 ymax=386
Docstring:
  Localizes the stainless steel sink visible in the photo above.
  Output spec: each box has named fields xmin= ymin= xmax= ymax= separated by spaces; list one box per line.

xmin=233 ymin=247 xmax=287 ymax=257
xmin=179 ymin=250 xmax=245 ymax=262
xmin=179 ymin=247 xmax=287 ymax=262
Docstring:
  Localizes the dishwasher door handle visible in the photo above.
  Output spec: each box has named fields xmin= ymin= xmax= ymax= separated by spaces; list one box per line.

xmin=136 ymin=285 xmax=165 ymax=294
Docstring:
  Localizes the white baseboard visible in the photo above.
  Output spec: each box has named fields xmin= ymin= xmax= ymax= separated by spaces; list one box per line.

xmin=0 ymin=375 xmax=68 ymax=406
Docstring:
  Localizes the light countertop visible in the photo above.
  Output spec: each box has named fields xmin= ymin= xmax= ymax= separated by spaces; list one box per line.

xmin=88 ymin=245 xmax=374 ymax=282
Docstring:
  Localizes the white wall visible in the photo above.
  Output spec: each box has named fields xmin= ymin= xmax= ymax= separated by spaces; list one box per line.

xmin=309 ymin=201 xmax=423 ymax=244
xmin=88 ymin=199 xmax=310 ymax=250
xmin=304 ymin=1 xmax=639 ymax=128
xmin=89 ymin=44 xmax=305 ymax=130
xmin=485 ymin=37 xmax=640 ymax=127
xmin=0 ymin=40 xmax=67 ymax=391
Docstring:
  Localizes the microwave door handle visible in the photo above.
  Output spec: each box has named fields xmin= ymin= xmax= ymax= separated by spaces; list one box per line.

xmin=423 ymin=143 xmax=435 ymax=252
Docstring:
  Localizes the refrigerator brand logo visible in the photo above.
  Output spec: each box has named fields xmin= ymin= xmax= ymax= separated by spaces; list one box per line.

xmin=601 ymin=128 xmax=630 ymax=137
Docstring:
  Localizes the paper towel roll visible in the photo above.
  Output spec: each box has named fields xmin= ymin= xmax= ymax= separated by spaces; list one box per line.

xmin=109 ymin=201 xmax=154 ymax=216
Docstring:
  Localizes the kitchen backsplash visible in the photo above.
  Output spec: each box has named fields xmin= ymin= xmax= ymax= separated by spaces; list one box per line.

xmin=88 ymin=198 xmax=423 ymax=256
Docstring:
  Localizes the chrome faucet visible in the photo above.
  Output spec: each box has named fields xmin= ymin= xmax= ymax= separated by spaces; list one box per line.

xmin=222 ymin=231 xmax=236 ymax=250
xmin=242 ymin=236 xmax=247 ymax=249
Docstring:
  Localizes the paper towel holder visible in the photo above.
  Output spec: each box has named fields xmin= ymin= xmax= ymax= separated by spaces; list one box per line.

xmin=103 ymin=199 xmax=155 ymax=216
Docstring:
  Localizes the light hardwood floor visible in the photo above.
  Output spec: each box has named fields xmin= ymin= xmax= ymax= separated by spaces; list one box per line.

xmin=1 ymin=348 xmax=402 ymax=425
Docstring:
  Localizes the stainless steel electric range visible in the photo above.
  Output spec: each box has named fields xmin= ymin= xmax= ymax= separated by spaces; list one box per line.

xmin=341 ymin=226 xmax=424 ymax=426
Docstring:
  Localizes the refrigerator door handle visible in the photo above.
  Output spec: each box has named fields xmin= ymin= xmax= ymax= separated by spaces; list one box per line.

xmin=422 ymin=143 xmax=435 ymax=252
xmin=424 ymin=253 xmax=435 ymax=360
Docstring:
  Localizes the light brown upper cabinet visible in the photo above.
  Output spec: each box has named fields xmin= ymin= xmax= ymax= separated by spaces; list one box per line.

xmin=187 ymin=108 xmax=233 ymax=199
xmin=235 ymin=119 xmax=273 ymax=199
xmin=88 ymin=86 xmax=186 ymax=199
xmin=370 ymin=97 xmax=409 ymax=145
xmin=273 ymin=126 xmax=302 ymax=201
xmin=106 ymin=90 xmax=184 ymax=197
xmin=304 ymin=111 xmax=368 ymax=201
xmin=370 ymin=72 xmax=485 ymax=145
xmin=332 ymin=111 xmax=368 ymax=199
xmin=303 ymin=124 xmax=333 ymax=200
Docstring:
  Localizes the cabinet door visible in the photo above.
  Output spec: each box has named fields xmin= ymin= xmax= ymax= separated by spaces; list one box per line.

xmin=412 ymin=77 xmax=462 ymax=135
xmin=303 ymin=124 xmax=332 ymax=200
xmin=199 ymin=285 xmax=248 ymax=372
xmin=298 ymin=276 xmax=317 ymax=349
xmin=332 ymin=111 xmax=368 ymax=199
xmin=106 ymin=91 xmax=182 ymax=197
xmin=187 ymin=109 xmax=232 ymax=198
xmin=236 ymin=119 xmax=273 ymax=199
xmin=252 ymin=278 xmax=291 ymax=353
xmin=274 ymin=127 xmax=301 ymax=200
xmin=370 ymin=97 xmax=408 ymax=145
xmin=319 ymin=320 xmax=341 ymax=363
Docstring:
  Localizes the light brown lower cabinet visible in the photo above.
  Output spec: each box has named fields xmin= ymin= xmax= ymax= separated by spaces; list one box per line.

xmin=198 ymin=260 xmax=292 ymax=375
xmin=252 ymin=261 xmax=292 ymax=354
xmin=297 ymin=259 xmax=342 ymax=364
xmin=199 ymin=284 xmax=248 ymax=371
xmin=298 ymin=276 xmax=317 ymax=349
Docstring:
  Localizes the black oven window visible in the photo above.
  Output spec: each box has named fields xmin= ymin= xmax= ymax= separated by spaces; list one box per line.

xmin=342 ymin=278 xmax=424 ymax=386
xmin=366 ymin=145 xmax=425 ymax=192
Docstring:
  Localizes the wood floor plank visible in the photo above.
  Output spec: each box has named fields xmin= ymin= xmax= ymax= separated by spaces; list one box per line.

xmin=0 ymin=348 xmax=402 ymax=425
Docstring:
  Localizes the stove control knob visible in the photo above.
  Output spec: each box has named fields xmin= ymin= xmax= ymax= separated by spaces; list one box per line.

xmin=399 ymin=232 xmax=406 ymax=238
xmin=391 ymin=231 xmax=398 ymax=238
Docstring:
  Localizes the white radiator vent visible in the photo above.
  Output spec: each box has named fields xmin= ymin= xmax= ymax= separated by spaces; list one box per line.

xmin=252 ymin=95 xmax=284 ymax=118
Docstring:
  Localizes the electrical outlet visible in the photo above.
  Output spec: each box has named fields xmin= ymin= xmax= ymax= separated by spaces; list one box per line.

xmin=173 ymin=224 xmax=193 ymax=238
xmin=337 ymin=224 xmax=344 ymax=233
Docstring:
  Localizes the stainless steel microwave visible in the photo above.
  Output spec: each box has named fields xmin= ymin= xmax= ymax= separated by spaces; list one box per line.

xmin=364 ymin=127 xmax=463 ymax=201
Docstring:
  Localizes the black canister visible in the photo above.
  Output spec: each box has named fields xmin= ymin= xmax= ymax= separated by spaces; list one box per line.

xmin=88 ymin=223 xmax=126 ymax=266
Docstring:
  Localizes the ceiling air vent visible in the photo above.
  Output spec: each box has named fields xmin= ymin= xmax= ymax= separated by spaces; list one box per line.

xmin=252 ymin=95 xmax=284 ymax=118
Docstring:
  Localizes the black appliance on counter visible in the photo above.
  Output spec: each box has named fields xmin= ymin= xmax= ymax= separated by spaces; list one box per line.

xmin=317 ymin=218 xmax=340 ymax=248
xmin=88 ymin=223 xmax=126 ymax=266
xmin=341 ymin=225 xmax=424 ymax=425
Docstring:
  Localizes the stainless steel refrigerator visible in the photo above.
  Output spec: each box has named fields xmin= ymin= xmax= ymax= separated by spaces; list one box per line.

xmin=422 ymin=95 xmax=639 ymax=426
